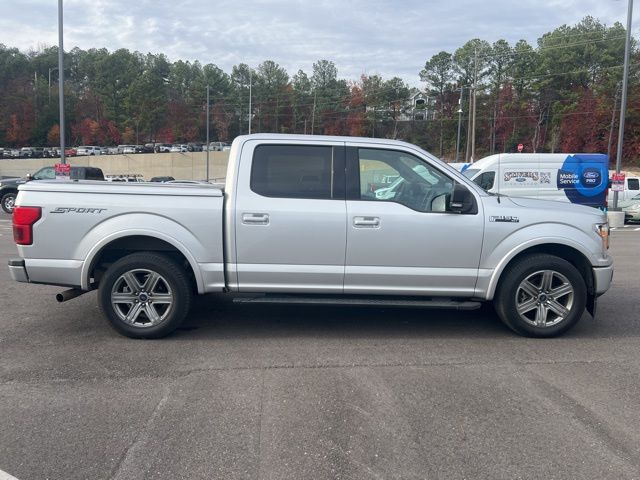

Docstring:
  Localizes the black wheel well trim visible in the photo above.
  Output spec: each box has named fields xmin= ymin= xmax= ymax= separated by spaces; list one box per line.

xmin=492 ymin=243 xmax=594 ymax=298
xmin=87 ymin=235 xmax=199 ymax=292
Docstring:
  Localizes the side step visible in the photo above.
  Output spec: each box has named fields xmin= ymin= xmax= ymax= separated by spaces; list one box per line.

xmin=233 ymin=295 xmax=481 ymax=310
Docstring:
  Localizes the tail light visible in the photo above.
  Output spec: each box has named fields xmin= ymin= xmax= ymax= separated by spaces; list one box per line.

xmin=13 ymin=206 xmax=41 ymax=245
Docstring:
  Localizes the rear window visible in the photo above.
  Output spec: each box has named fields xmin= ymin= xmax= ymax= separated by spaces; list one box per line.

xmin=250 ymin=145 xmax=334 ymax=199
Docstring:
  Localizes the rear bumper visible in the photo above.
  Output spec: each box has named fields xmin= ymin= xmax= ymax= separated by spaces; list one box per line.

xmin=7 ymin=257 xmax=83 ymax=287
xmin=593 ymin=264 xmax=614 ymax=296
xmin=8 ymin=259 xmax=29 ymax=283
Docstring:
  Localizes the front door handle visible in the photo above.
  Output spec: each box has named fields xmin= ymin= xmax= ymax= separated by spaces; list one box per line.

xmin=353 ymin=216 xmax=380 ymax=228
xmin=242 ymin=213 xmax=270 ymax=225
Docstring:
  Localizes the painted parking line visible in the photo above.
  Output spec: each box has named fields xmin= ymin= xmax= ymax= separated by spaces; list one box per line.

xmin=0 ymin=467 xmax=20 ymax=480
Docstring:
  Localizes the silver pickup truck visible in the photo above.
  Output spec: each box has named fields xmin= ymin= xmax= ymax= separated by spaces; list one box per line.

xmin=8 ymin=134 xmax=613 ymax=338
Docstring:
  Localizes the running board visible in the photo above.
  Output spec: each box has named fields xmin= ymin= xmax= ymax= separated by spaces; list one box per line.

xmin=233 ymin=295 xmax=481 ymax=310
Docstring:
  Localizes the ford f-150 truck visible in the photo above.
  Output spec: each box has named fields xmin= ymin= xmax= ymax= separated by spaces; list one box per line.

xmin=8 ymin=134 xmax=613 ymax=338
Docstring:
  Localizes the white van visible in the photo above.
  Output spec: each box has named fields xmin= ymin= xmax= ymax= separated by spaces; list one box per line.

xmin=462 ymin=153 xmax=609 ymax=209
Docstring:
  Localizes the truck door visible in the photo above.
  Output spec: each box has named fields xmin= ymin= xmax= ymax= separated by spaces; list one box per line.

xmin=233 ymin=141 xmax=347 ymax=293
xmin=344 ymin=145 xmax=484 ymax=296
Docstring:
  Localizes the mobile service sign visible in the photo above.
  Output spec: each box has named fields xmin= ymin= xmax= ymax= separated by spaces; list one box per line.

xmin=556 ymin=154 xmax=608 ymax=208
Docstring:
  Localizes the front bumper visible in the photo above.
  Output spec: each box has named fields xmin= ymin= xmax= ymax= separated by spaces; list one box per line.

xmin=8 ymin=259 xmax=29 ymax=283
xmin=593 ymin=264 xmax=614 ymax=296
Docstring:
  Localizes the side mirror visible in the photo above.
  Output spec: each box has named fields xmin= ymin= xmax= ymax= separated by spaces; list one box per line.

xmin=450 ymin=183 xmax=477 ymax=214
xmin=25 ymin=173 xmax=33 ymax=181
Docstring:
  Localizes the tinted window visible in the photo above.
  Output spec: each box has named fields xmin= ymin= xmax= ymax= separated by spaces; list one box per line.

xmin=628 ymin=178 xmax=639 ymax=190
xmin=474 ymin=171 xmax=495 ymax=191
xmin=251 ymin=145 xmax=334 ymax=199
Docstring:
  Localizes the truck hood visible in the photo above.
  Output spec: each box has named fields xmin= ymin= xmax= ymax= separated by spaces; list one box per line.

xmin=505 ymin=196 xmax=605 ymax=219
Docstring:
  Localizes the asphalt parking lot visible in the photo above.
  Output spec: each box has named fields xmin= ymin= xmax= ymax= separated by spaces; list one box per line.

xmin=0 ymin=212 xmax=639 ymax=480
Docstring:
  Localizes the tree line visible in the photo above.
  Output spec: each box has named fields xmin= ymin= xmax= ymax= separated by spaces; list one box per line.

xmin=0 ymin=16 xmax=638 ymax=164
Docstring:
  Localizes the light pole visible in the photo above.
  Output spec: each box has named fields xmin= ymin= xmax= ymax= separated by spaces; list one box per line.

xmin=205 ymin=84 xmax=210 ymax=182
xmin=455 ymin=85 xmax=465 ymax=162
xmin=613 ymin=0 xmax=633 ymax=210
xmin=248 ymin=69 xmax=252 ymax=134
xmin=57 ymin=0 xmax=66 ymax=164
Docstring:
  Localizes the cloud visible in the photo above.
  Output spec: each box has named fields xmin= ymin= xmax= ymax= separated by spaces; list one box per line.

xmin=0 ymin=0 xmax=634 ymax=87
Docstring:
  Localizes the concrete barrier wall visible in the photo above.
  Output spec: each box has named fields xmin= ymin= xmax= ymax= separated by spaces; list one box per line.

xmin=0 ymin=152 xmax=230 ymax=181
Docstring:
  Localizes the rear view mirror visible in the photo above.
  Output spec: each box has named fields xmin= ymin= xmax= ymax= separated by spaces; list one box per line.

xmin=450 ymin=183 xmax=477 ymax=214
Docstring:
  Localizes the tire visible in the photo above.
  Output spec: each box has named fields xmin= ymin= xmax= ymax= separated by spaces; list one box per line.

xmin=1 ymin=192 xmax=16 ymax=214
xmin=494 ymin=254 xmax=587 ymax=337
xmin=98 ymin=252 xmax=193 ymax=339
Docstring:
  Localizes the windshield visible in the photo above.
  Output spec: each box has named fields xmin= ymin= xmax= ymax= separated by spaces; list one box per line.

xmin=462 ymin=168 xmax=480 ymax=179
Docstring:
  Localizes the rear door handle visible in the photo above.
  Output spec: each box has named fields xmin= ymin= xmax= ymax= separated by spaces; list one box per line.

xmin=242 ymin=213 xmax=270 ymax=225
xmin=353 ymin=216 xmax=380 ymax=228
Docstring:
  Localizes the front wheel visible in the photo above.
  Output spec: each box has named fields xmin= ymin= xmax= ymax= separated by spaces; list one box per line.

xmin=494 ymin=254 xmax=587 ymax=337
xmin=98 ymin=252 xmax=193 ymax=338
xmin=1 ymin=192 xmax=16 ymax=213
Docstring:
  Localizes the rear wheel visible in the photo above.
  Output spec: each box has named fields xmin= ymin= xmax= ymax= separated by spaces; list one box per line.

xmin=98 ymin=252 xmax=192 ymax=338
xmin=494 ymin=254 xmax=587 ymax=337
xmin=1 ymin=192 xmax=16 ymax=213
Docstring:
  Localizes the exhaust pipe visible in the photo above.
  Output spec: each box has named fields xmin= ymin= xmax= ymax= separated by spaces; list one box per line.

xmin=56 ymin=288 xmax=87 ymax=303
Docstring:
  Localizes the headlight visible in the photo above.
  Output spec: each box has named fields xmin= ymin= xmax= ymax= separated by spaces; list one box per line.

xmin=595 ymin=223 xmax=610 ymax=250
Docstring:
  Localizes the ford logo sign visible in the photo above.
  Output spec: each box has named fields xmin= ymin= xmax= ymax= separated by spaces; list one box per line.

xmin=516 ymin=178 xmax=526 ymax=182
xmin=584 ymin=171 xmax=600 ymax=179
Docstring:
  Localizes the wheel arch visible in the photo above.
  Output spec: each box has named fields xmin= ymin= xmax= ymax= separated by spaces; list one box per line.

xmin=486 ymin=242 xmax=594 ymax=301
xmin=82 ymin=233 xmax=201 ymax=293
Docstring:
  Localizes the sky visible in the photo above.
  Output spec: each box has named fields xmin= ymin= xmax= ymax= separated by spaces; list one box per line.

xmin=0 ymin=0 xmax=636 ymax=87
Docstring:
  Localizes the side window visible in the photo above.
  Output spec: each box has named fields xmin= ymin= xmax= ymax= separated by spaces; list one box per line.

xmin=474 ymin=171 xmax=495 ymax=191
xmin=628 ymin=178 xmax=639 ymax=190
xmin=251 ymin=145 xmax=335 ymax=199
xmin=33 ymin=167 xmax=54 ymax=180
xmin=358 ymin=148 xmax=454 ymax=212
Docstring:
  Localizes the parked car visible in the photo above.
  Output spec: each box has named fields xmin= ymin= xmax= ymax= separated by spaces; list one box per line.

xmin=105 ymin=174 xmax=145 ymax=182
xmin=170 ymin=144 xmax=188 ymax=153
xmin=118 ymin=145 xmax=137 ymax=154
xmin=42 ymin=147 xmax=60 ymax=158
xmin=608 ymin=175 xmax=640 ymax=203
xmin=0 ymin=165 xmax=104 ymax=213
xmin=142 ymin=144 xmax=156 ymax=153
xmin=64 ymin=148 xmax=77 ymax=157
xmin=620 ymin=193 xmax=640 ymax=222
xmin=106 ymin=147 xmax=119 ymax=155
xmin=19 ymin=147 xmax=41 ymax=158
xmin=156 ymin=144 xmax=172 ymax=153
xmin=7 ymin=134 xmax=612 ymax=340
xmin=207 ymin=141 xmax=230 ymax=151
xmin=150 ymin=176 xmax=175 ymax=182
xmin=76 ymin=146 xmax=102 ymax=156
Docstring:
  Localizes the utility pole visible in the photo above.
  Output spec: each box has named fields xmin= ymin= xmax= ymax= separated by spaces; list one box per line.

xmin=58 ymin=0 xmax=66 ymax=164
xmin=613 ymin=0 xmax=634 ymax=210
xmin=311 ymin=90 xmax=317 ymax=134
xmin=205 ymin=84 xmax=210 ymax=182
xmin=248 ymin=70 xmax=252 ymax=134
xmin=48 ymin=67 xmax=59 ymax=104
xmin=470 ymin=48 xmax=478 ymax=162
xmin=455 ymin=85 xmax=464 ymax=162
